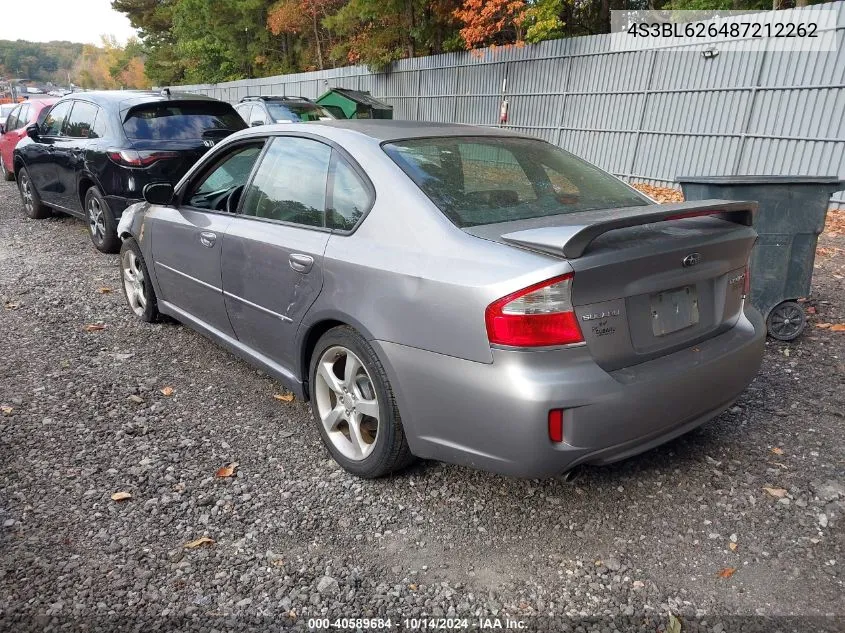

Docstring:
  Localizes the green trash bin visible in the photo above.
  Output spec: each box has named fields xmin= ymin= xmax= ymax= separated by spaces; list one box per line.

xmin=678 ymin=175 xmax=845 ymax=341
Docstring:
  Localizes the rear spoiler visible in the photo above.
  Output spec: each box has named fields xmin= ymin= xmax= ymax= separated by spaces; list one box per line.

xmin=492 ymin=200 xmax=756 ymax=259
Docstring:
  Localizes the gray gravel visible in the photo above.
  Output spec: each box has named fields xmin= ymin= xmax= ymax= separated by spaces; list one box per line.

xmin=0 ymin=178 xmax=843 ymax=632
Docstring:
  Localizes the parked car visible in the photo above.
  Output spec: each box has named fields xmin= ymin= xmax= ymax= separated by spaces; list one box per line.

xmin=13 ymin=90 xmax=246 ymax=253
xmin=0 ymin=98 xmax=57 ymax=181
xmin=234 ymin=96 xmax=334 ymax=126
xmin=117 ymin=121 xmax=765 ymax=478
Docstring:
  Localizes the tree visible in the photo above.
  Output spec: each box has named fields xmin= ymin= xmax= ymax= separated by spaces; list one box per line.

xmin=453 ymin=0 xmax=528 ymax=49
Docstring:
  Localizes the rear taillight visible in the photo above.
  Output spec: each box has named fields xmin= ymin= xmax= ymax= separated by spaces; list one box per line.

xmin=485 ymin=274 xmax=584 ymax=347
xmin=548 ymin=409 xmax=564 ymax=443
xmin=107 ymin=149 xmax=179 ymax=167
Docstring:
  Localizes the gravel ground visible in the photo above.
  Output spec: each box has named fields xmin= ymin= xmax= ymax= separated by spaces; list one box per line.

xmin=0 ymin=178 xmax=843 ymax=632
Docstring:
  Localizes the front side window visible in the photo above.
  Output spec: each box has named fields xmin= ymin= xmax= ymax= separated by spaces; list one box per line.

xmin=18 ymin=104 xmax=33 ymax=127
xmin=186 ymin=142 xmax=265 ymax=211
xmin=240 ymin=136 xmax=331 ymax=227
xmin=384 ymin=136 xmax=648 ymax=228
xmin=327 ymin=154 xmax=372 ymax=230
xmin=123 ymin=102 xmax=246 ymax=140
xmin=65 ymin=101 xmax=99 ymax=138
xmin=41 ymin=101 xmax=73 ymax=137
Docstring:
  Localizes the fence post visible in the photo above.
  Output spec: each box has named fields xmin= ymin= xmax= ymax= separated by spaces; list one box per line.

xmin=626 ymin=47 xmax=658 ymax=182
xmin=733 ymin=42 xmax=770 ymax=174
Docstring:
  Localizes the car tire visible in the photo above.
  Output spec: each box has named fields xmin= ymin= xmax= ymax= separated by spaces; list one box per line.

xmin=16 ymin=166 xmax=51 ymax=219
xmin=85 ymin=187 xmax=120 ymax=254
xmin=1 ymin=155 xmax=14 ymax=181
xmin=309 ymin=326 xmax=416 ymax=478
xmin=119 ymin=237 xmax=159 ymax=323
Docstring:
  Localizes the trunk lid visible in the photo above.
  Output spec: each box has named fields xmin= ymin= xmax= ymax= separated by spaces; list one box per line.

xmin=126 ymin=138 xmax=211 ymax=183
xmin=466 ymin=200 xmax=758 ymax=371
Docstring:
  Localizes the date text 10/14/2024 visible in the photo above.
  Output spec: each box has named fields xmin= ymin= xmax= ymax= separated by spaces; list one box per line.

xmin=307 ymin=617 xmax=528 ymax=630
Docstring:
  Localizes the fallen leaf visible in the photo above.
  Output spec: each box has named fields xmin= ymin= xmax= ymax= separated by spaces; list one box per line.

xmin=763 ymin=487 xmax=788 ymax=498
xmin=831 ymin=324 xmax=845 ymax=332
xmin=717 ymin=567 xmax=737 ymax=578
xmin=273 ymin=393 xmax=295 ymax=403
xmin=215 ymin=462 xmax=239 ymax=478
xmin=729 ymin=542 xmax=738 ymax=552
xmin=667 ymin=613 xmax=682 ymax=633
xmin=409 ymin=583 xmax=418 ymax=591
xmin=815 ymin=323 xmax=832 ymax=329
xmin=160 ymin=386 xmax=174 ymax=396
xmin=111 ymin=491 xmax=132 ymax=502
xmin=806 ymin=306 xmax=817 ymax=314
xmin=771 ymin=447 xmax=784 ymax=455
xmin=184 ymin=536 xmax=214 ymax=549
xmin=4 ymin=302 xmax=19 ymax=310
xmin=83 ymin=324 xmax=106 ymax=332
xmin=97 ymin=287 xmax=112 ymax=294
xmin=1 ymin=406 xmax=13 ymax=415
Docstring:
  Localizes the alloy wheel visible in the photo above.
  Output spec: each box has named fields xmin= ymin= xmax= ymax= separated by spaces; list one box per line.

xmin=19 ymin=171 xmax=34 ymax=214
xmin=314 ymin=346 xmax=380 ymax=461
xmin=88 ymin=197 xmax=106 ymax=243
xmin=121 ymin=249 xmax=148 ymax=317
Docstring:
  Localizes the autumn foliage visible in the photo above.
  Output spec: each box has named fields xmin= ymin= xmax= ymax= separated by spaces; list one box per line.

xmin=453 ymin=0 xmax=527 ymax=49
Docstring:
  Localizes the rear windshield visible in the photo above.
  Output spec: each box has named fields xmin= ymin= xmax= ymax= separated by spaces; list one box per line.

xmin=266 ymin=102 xmax=333 ymax=122
xmin=383 ymin=136 xmax=648 ymax=227
xmin=123 ymin=102 xmax=246 ymax=140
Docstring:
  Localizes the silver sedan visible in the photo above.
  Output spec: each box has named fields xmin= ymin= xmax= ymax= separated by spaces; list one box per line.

xmin=117 ymin=121 xmax=765 ymax=478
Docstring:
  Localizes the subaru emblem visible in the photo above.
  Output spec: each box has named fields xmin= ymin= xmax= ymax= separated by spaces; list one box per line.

xmin=682 ymin=253 xmax=701 ymax=267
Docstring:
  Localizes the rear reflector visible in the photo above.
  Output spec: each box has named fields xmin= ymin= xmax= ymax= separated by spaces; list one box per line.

xmin=485 ymin=274 xmax=584 ymax=347
xmin=548 ymin=409 xmax=564 ymax=443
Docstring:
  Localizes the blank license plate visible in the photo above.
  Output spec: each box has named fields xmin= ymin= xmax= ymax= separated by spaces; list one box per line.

xmin=651 ymin=286 xmax=699 ymax=336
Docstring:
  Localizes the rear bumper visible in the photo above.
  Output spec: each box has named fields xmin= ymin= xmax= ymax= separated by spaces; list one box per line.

xmin=373 ymin=306 xmax=765 ymax=478
xmin=105 ymin=195 xmax=141 ymax=219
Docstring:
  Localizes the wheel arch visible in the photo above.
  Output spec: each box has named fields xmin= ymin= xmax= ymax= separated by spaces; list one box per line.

xmin=298 ymin=314 xmax=379 ymax=401
xmin=77 ymin=174 xmax=101 ymax=209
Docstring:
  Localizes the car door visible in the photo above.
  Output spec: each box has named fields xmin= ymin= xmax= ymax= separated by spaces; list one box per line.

xmin=54 ymin=100 xmax=99 ymax=211
xmin=148 ymin=139 xmax=267 ymax=338
xmin=221 ymin=135 xmax=333 ymax=373
xmin=28 ymin=100 xmax=73 ymax=204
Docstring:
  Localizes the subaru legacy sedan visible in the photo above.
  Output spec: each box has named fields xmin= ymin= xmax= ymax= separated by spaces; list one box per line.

xmin=117 ymin=121 xmax=765 ymax=478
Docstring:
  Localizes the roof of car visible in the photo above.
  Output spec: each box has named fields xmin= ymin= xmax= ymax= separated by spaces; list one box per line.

xmin=308 ymin=120 xmax=527 ymax=142
xmin=60 ymin=90 xmax=222 ymax=110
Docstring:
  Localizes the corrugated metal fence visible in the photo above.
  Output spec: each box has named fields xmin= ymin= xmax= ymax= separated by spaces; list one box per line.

xmin=170 ymin=2 xmax=845 ymax=207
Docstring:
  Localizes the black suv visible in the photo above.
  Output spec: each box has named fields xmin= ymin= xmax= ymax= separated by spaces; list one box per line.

xmin=234 ymin=96 xmax=335 ymax=126
xmin=13 ymin=90 xmax=246 ymax=253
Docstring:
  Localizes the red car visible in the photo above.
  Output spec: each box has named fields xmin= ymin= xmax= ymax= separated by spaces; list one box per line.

xmin=0 ymin=98 xmax=56 ymax=181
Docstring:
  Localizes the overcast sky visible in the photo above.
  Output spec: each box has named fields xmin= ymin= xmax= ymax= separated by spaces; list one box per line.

xmin=0 ymin=0 xmax=138 ymax=45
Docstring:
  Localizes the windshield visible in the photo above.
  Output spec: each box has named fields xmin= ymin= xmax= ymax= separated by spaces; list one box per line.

xmin=123 ymin=102 xmax=246 ymax=140
xmin=383 ymin=136 xmax=648 ymax=227
xmin=266 ymin=102 xmax=334 ymax=122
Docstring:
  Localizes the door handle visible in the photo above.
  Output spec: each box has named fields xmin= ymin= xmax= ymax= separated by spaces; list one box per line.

xmin=199 ymin=231 xmax=217 ymax=248
xmin=289 ymin=253 xmax=314 ymax=273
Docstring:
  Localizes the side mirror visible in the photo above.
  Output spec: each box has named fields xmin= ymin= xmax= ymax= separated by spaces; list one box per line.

xmin=250 ymin=120 xmax=264 ymax=127
xmin=25 ymin=123 xmax=39 ymax=140
xmin=143 ymin=182 xmax=175 ymax=206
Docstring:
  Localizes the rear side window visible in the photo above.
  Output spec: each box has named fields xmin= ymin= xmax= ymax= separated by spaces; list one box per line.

xmin=383 ymin=136 xmax=648 ymax=227
xmin=5 ymin=105 xmax=21 ymax=131
xmin=123 ymin=102 xmax=246 ymax=140
xmin=18 ymin=104 xmax=32 ymax=126
xmin=65 ymin=101 xmax=99 ymax=138
xmin=327 ymin=154 xmax=372 ymax=230
xmin=41 ymin=101 xmax=73 ymax=137
xmin=240 ymin=136 xmax=331 ymax=227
